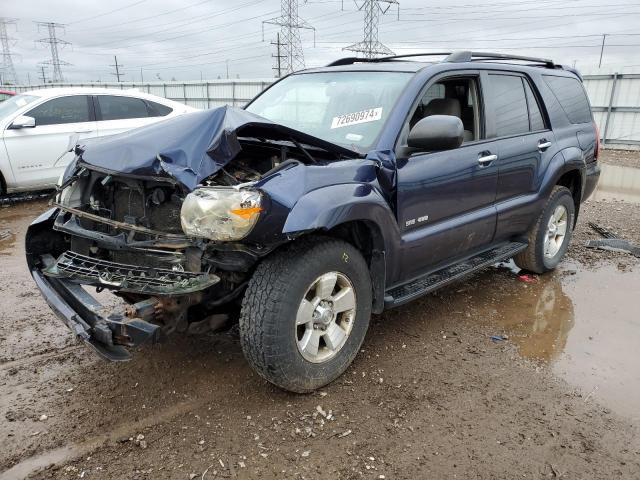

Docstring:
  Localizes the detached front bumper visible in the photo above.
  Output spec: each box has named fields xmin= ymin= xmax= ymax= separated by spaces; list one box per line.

xmin=25 ymin=208 xmax=220 ymax=361
xmin=31 ymin=267 xmax=160 ymax=361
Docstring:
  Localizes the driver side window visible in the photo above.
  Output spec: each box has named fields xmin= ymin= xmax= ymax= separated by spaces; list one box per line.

xmin=403 ymin=76 xmax=482 ymax=146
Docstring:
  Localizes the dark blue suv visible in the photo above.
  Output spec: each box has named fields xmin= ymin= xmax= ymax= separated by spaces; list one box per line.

xmin=26 ymin=51 xmax=600 ymax=392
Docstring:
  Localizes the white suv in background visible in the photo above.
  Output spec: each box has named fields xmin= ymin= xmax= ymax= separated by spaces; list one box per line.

xmin=0 ymin=88 xmax=197 ymax=194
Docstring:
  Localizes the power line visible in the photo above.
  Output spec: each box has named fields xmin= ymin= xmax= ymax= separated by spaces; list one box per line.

xmin=264 ymin=0 xmax=314 ymax=74
xmin=0 ymin=17 xmax=18 ymax=85
xmin=35 ymin=22 xmax=71 ymax=83
xmin=68 ymin=0 xmax=148 ymax=25
xmin=344 ymin=0 xmax=399 ymax=58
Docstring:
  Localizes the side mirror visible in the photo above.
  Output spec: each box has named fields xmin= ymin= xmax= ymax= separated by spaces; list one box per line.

xmin=9 ymin=115 xmax=36 ymax=129
xmin=407 ymin=115 xmax=464 ymax=152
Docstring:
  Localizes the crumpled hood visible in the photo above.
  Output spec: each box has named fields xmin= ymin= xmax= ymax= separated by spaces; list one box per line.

xmin=76 ymin=106 xmax=359 ymax=191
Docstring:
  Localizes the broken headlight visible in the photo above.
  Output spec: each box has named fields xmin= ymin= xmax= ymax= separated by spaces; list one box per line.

xmin=180 ymin=187 xmax=263 ymax=241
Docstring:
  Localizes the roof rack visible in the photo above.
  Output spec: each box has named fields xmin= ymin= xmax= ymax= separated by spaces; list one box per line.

xmin=325 ymin=50 xmax=557 ymax=69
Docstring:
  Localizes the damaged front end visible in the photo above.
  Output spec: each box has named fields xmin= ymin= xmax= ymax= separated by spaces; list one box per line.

xmin=26 ymin=106 xmax=363 ymax=361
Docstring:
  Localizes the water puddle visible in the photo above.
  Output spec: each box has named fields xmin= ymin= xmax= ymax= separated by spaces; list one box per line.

xmin=592 ymin=163 xmax=640 ymax=204
xmin=489 ymin=261 xmax=640 ymax=423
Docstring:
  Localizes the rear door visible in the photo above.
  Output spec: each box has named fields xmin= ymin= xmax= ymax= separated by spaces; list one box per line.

xmin=486 ymin=72 xmax=559 ymax=240
xmin=395 ymin=72 xmax=500 ymax=281
xmin=94 ymin=95 xmax=174 ymax=137
xmin=3 ymin=95 xmax=97 ymax=188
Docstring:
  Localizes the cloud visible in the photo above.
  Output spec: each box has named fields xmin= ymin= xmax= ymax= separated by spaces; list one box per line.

xmin=5 ymin=0 xmax=640 ymax=83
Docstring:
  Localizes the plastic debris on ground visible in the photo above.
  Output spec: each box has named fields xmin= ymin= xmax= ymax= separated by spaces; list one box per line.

xmin=517 ymin=273 xmax=538 ymax=283
xmin=586 ymin=222 xmax=640 ymax=257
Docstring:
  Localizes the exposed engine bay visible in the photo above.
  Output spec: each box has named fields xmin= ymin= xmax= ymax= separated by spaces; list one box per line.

xmin=24 ymin=106 xmax=363 ymax=360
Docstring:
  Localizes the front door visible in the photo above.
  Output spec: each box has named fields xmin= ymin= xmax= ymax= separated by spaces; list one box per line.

xmin=3 ymin=95 xmax=97 ymax=189
xmin=395 ymin=73 xmax=499 ymax=282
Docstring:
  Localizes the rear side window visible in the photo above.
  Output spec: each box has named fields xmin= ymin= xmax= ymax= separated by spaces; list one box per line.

xmin=146 ymin=100 xmax=173 ymax=117
xmin=27 ymin=96 xmax=91 ymax=126
xmin=490 ymin=75 xmax=529 ymax=137
xmin=524 ymin=81 xmax=546 ymax=131
xmin=97 ymin=95 xmax=150 ymax=120
xmin=543 ymin=75 xmax=592 ymax=124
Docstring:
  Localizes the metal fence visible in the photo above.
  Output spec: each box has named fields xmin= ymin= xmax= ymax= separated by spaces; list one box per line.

xmin=4 ymin=75 xmax=640 ymax=149
xmin=4 ymin=79 xmax=276 ymax=109
xmin=583 ymin=73 xmax=640 ymax=149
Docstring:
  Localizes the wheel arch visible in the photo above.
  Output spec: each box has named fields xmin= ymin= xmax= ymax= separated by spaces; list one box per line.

xmin=282 ymin=184 xmax=399 ymax=314
xmin=555 ymin=168 xmax=583 ymax=226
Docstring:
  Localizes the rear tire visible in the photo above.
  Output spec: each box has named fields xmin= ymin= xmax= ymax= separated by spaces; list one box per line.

xmin=514 ymin=186 xmax=575 ymax=274
xmin=239 ymin=237 xmax=372 ymax=393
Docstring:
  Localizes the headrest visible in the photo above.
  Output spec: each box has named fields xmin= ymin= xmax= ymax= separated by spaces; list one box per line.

xmin=423 ymin=98 xmax=462 ymax=118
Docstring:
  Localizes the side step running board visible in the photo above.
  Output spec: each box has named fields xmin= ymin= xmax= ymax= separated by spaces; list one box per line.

xmin=384 ymin=242 xmax=528 ymax=308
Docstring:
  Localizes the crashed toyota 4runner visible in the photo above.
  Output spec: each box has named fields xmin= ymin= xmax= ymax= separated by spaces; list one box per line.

xmin=27 ymin=52 xmax=600 ymax=392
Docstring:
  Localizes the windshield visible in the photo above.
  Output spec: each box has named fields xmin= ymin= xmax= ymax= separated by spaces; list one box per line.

xmin=246 ymin=71 xmax=412 ymax=151
xmin=0 ymin=94 xmax=40 ymax=120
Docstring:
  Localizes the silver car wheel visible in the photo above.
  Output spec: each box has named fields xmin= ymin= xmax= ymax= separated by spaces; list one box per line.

xmin=295 ymin=271 xmax=356 ymax=363
xmin=544 ymin=204 xmax=568 ymax=259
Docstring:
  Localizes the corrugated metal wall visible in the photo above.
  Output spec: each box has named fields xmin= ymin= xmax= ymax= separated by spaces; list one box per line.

xmin=4 ymin=75 xmax=640 ymax=149
xmin=5 ymin=80 xmax=276 ymax=109
xmin=583 ymin=73 xmax=640 ymax=149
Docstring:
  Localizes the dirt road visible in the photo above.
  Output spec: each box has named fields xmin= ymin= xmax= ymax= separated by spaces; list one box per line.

xmin=1 ymin=151 xmax=639 ymax=479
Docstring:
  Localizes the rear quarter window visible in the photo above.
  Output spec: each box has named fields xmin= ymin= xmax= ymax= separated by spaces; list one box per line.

xmin=543 ymin=75 xmax=592 ymax=124
xmin=146 ymin=100 xmax=173 ymax=117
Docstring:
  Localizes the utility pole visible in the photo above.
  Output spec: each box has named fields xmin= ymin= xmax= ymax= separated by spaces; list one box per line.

xmin=110 ymin=55 xmax=124 ymax=82
xmin=271 ymin=32 xmax=285 ymax=78
xmin=345 ymin=0 xmax=399 ymax=59
xmin=226 ymin=59 xmax=229 ymax=79
xmin=598 ymin=34 xmax=607 ymax=68
xmin=38 ymin=65 xmax=48 ymax=83
xmin=263 ymin=0 xmax=315 ymax=74
xmin=35 ymin=22 xmax=70 ymax=83
xmin=0 ymin=17 xmax=19 ymax=85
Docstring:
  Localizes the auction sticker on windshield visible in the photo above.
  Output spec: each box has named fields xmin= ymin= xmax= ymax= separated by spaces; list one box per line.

xmin=331 ymin=107 xmax=383 ymax=129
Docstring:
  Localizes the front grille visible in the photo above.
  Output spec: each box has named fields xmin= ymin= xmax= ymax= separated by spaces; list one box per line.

xmin=44 ymin=251 xmax=219 ymax=295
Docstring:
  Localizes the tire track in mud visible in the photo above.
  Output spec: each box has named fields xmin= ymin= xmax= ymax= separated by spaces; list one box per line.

xmin=0 ymin=397 xmax=207 ymax=480
xmin=0 ymin=345 xmax=83 ymax=372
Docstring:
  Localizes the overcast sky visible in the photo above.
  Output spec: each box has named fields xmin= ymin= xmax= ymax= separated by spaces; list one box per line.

xmin=4 ymin=0 xmax=640 ymax=83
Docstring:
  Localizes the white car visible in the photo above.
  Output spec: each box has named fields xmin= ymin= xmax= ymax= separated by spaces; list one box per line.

xmin=0 ymin=88 xmax=197 ymax=194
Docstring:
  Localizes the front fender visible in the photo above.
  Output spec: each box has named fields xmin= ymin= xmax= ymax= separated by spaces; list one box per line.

xmin=284 ymin=182 xmax=396 ymax=232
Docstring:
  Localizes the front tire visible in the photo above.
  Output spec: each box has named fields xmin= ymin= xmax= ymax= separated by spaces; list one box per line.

xmin=239 ymin=237 xmax=372 ymax=393
xmin=514 ymin=185 xmax=575 ymax=273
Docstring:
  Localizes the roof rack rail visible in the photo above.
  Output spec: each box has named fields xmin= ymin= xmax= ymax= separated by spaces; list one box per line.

xmin=446 ymin=51 xmax=555 ymax=68
xmin=325 ymin=53 xmax=453 ymax=67
xmin=326 ymin=50 xmax=557 ymax=69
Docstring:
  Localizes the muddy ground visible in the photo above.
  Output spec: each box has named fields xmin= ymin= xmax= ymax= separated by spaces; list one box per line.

xmin=1 ymin=151 xmax=639 ymax=479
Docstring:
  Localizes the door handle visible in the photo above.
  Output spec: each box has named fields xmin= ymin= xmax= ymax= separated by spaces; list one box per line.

xmin=538 ymin=140 xmax=552 ymax=151
xmin=74 ymin=129 xmax=93 ymax=133
xmin=478 ymin=154 xmax=497 ymax=166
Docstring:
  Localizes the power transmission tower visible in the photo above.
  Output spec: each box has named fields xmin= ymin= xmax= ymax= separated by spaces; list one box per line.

xmin=263 ymin=0 xmax=314 ymax=74
xmin=0 ymin=17 xmax=19 ymax=85
xmin=345 ymin=0 xmax=399 ymax=58
xmin=271 ymin=33 xmax=286 ymax=78
xmin=35 ymin=22 xmax=71 ymax=83
xmin=110 ymin=55 xmax=124 ymax=82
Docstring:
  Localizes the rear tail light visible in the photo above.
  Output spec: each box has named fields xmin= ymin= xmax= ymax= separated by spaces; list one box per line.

xmin=594 ymin=122 xmax=601 ymax=160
